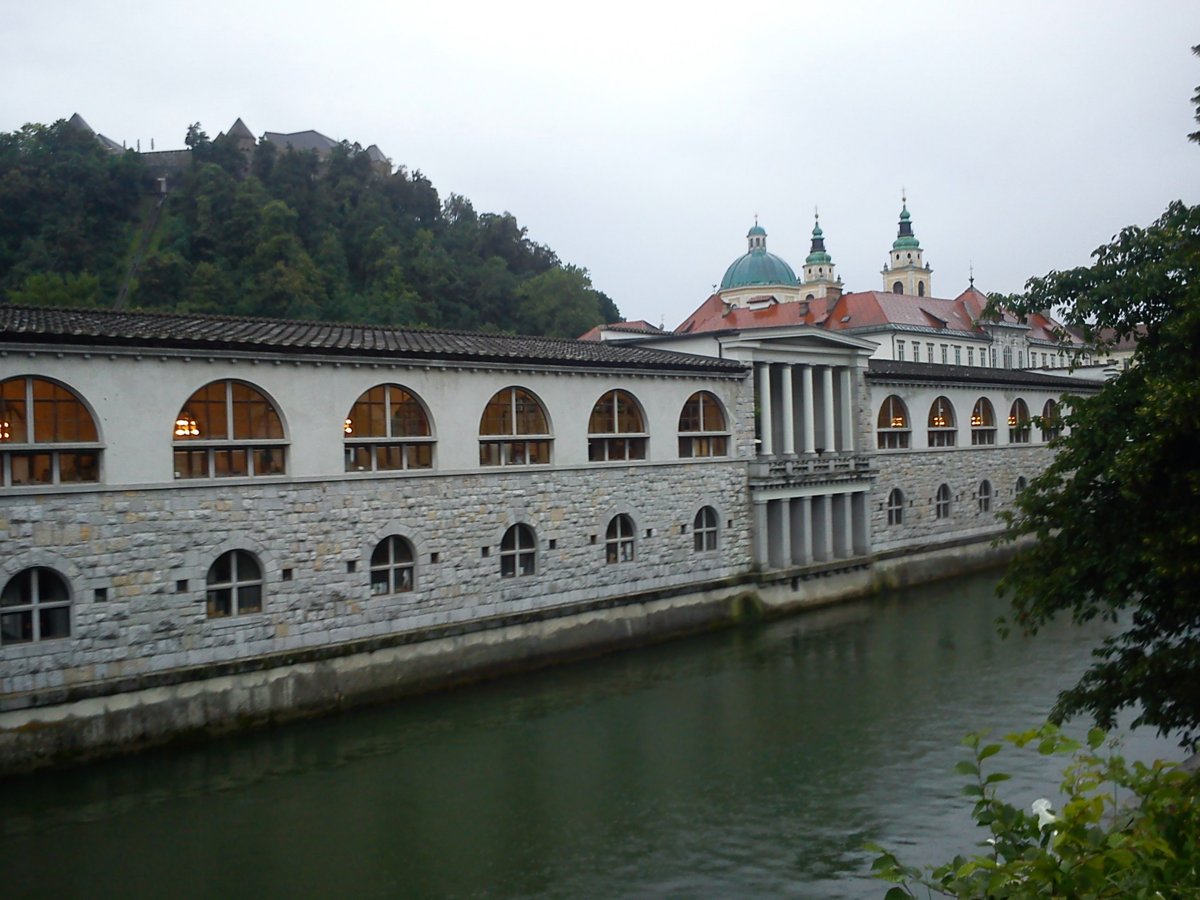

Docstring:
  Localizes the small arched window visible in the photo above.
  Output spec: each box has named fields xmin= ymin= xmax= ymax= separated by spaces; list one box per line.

xmin=370 ymin=535 xmax=414 ymax=595
xmin=1008 ymin=399 xmax=1031 ymax=444
xmin=886 ymin=488 xmax=904 ymax=526
xmin=1 ymin=376 xmax=100 ymax=487
xmin=1040 ymin=399 xmax=1062 ymax=442
xmin=935 ymin=483 xmax=951 ymax=520
xmin=917 ymin=282 xmax=925 ymax=297
xmin=606 ymin=514 xmax=636 ymax=563
xmin=970 ymin=398 xmax=996 ymax=445
xmin=345 ymin=385 xmax=433 ymax=472
xmin=978 ymin=480 xmax=993 ymax=513
xmin=205 ymin=550 xmax=263 ymax=618
xmin=678 ymin=391 xmax=728 ymax=458
xmin=1016 ymin=476 xmax=1028 ymax=495
xmin=877 ymin=395 xmax=910 ymax=450
xmin=589 ymin=390 xmax=647 ymax=461
xmin=174 ymin=380 xmax=286 ymax=479
xmin=479 ymin=388 xmax=551 ymax=466
xmin=927 ymin=396 xmax=956 ymax=447
xmin=500 ymin=524 xmax=537 ymax=577
xmin=893 ymin=281 xmax=904 ymax=294
xmin=693 ymin=506 xmax=718 ymax=552
xmin=1 ymin=567 xmax=71 ymax=644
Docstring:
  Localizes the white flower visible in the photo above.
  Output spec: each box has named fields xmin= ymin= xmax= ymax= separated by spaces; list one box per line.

xmin=1031 ymin=798 xmax=1058 ymax=829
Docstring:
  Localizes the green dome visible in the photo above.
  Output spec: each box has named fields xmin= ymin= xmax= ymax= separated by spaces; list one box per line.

xmin=721 ymin=224 xmax=798 ymax=289
xmin=805 ymin=221 xmax=831 ymax=265
xmin=892 ymin=203 xmax=921 ymax=251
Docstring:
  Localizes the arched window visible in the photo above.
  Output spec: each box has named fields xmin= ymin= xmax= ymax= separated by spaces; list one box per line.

xmin=370 ymin=535 xmax=414 ymax=594
xmin=1 ymin=376 xmax=100 ymax=487
xmin=589 ymin=390 xmax=647 ymax=461
xmin=935 ymin=483 xmax=951 ymax=520
xmin=205 ymin=550 xmax=263 ymax=618
xmin=606 ymin=514 xmax=636 ymax=563
xmin=876 ymin=395 xmax=910 ymax=450
xmin=886 ymin=489 xmax=904 ymax=526
xmin=917 ymin=282 xmax=925 ymax=297
xmin=345 ymin=385 xmax=433 ymax=472
xmin=978 ymin=480 xmax=993 ymax=513
xmin=927 ymin=396 xmax=956 ymax=447
xmin=1 ymin=567 xmax=71 ymax=644
xmin=1041 ymin=399 xmax=1062 ymax=441
xmin=1008 ymin=399 xmax=1031 ymax=444
xmin=479 ymin=388 xmax=551 ymax=466
xmin=678 ymin=391 xmax=728 ymax=458
xmin=1016 ymin=476 xmax=1028 ymax=495
xmin=970 ymin=398 xmax=996 ymax=445
xmin=892 ymin=281 xmax=904 ymax=294
xmin=173 ymin=381 xmax=286 ymax=479
xmin=693 ymin=506 xmax=718 ymax=552
xmin=500 ymin=524 xmax=536 ymax=577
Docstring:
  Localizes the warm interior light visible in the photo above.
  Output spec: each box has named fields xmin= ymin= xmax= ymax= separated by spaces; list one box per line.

xmin=890 ymin=417 xmax=905 ymax=428
xmin=971 ymin=414 xmax=983 ymax=426
xmin=1008 ymin=415 xmax=1017 ymax=427
xmin=932 ymin=415 xmax=947 ymax=427
xmin=0 ymin=420 xmax=10 ymax=441
xmin=344 ymin=418 xmax=354 ymax=435
xmin=175 ymin=414 xmax=199 ymax=437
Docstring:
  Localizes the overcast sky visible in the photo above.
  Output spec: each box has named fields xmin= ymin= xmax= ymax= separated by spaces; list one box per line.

xmin=6 ymin=1 xmax=1199 ymax=328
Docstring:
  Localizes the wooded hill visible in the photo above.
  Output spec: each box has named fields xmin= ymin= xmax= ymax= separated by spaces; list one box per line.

xmin=0 ymin=119 xmax=621 ymax=337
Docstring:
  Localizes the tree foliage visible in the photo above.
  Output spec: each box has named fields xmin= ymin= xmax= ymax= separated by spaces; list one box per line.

xmin=870 ymin=724 xmax=1200 ymax=898
xmin=990 ymin=199 xmax=1200 ymax=746
xmin=0 ymin=120 xmax=620 ymax=336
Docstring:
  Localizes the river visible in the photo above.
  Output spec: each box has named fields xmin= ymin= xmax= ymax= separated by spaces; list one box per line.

xmin=0 ymin=570 xmax=1181 ymax=898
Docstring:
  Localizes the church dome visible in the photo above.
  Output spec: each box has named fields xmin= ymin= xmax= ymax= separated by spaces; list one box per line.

xmin=720 ymin=223 xmax=799 ymax=290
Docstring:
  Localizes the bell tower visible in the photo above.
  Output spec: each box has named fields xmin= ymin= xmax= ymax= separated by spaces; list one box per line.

xmin=881 ymin=195 xmax=932 ymax=296
xmin=800 ymin=210 xmax=842 ymax=300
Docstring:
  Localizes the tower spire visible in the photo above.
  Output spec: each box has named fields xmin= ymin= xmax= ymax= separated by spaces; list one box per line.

xmin=882 ymin=194 xmax=932 ymax=296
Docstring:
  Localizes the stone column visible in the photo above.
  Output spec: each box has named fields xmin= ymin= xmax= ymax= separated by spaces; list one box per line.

xmin=821 ymin=492 xmax=834 ymax=561
xmin=801 ymin=364 xmax=815 ymax=454
xmin=753 ymin=499 xmax=769 ymax=568
xmin=841 ymin=493 xmax=854 ymax=558
xmin=839 ymin=367 xmax=854 ymax=453
xmin=798 ymin=496 xmax=813 ymax=564
xmin=757 ymin=362 xmax=773 ymax=457
xmin=822 ymin=366 xmax=835 ymax=453
xmin=780 ymin=364 xmax=795 ymax=456
xmin=778 ymin=497 xmax=792 ymax=567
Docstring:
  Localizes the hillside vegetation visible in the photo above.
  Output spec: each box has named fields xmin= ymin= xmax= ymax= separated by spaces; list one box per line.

xmin=0 ymin=120 xmax=620 ymax=337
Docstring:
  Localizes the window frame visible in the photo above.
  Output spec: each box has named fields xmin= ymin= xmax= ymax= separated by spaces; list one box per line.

xmin=205 ymin=549 xmax=264 ymax=619
xmin=876 ymin=395 xmax=911 ymax=450
xmin=605 ymin=513 xmax=636 ymax=563
xmin=926 ymin=396 xmax=957 ymax=448
xmin=370 ymin=535 xmax=415 ymax=595
xmin=479 ymin=387 xmax=552 ymax=467
xmin=978 ymin=480 xmax=993 ymax=514
xmin=1040 ymin=399 xmax=1062 ymax=442
xmin=693 ymin=506 xmax=719 ymax=552
xmin=970 ymin=397 xmax=997 ymax=445
xmin=344 ymin=384 xmax=435 ymax=473
xmin=677 ymin=391 xmax=729 ymax=458
xmin=499 ymin=523 xmax=537 ymax=577
xmin=1 ymin=566 xmax=72 ymax=644
xmin=173 ymin=380 xmax=287 ymax=480
xmin=589 ymin=390 xmax=648 ymax=462
xmin=0 ymin=376 xmax=102 ymax=488
xmin=935 ymin=483 xmax=952 ymax=520
xmin=1008 ymin=398 xmax=1032 ymax=444
xmin=886 ymin=488 xmax=904 ymax=526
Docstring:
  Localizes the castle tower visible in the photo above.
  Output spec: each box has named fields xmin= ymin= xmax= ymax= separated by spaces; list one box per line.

xmin=800 ymin=211 xmax=842 ymax=300
xmin=881 ymin=197 xmax=932 ymax=296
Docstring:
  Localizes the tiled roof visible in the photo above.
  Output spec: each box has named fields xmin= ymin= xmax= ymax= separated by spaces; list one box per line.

xmin=261 ymin=130 xmax=339 ymax=155
xmin=867 ymin=359 xmax=1098 ymax=390
xmin=676 ymin=293 xmax=827 ymax=334
xmin=0 ymin=305 xmax=745 ymax=374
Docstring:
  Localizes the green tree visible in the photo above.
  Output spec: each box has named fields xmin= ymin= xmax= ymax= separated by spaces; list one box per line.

xmin=992 ymin=199 xmax=1200 ymax=746
xmin=513 ymin=265 xmax=609 ymax=338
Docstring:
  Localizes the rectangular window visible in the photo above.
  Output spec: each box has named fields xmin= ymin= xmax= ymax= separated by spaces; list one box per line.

xmin=954 ymin=347 xmax=962 ymax=365
xmin=927 ymin=343 xmax=934 ymax=361
xmin=940 ymin=345 xmax=948 ymax=365
xmin=912 ymin=342 xmax=920 ymax=362
xmin=967 ymin=347 xmax=974 ymax=366
xmin=897 ymin=342 xmax=905 ymax=361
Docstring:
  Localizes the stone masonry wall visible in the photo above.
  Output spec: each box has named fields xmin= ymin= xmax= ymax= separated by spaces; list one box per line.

xmin=0 ymin=460 xmax=750 ymax=704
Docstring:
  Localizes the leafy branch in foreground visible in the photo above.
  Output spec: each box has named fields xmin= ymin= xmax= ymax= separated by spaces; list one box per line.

xmin=868 ymin=723 xmax=1200 ymax=898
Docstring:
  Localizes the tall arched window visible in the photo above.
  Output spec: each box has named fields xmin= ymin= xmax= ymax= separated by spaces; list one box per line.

xmin=345 ymin=385 xmax=433 ymax=472
xmin=927 ymin=396 xmax=956 ymax=447
xmin=479 ymin=388 xmax=551 ymax=466
xmin=693 ymin=506 xmax=718 ymax=552
xmin=935 ymin=483 xmax=952 ymax=520
xmin=876 ymin=395 xmax=910 ymax=450
xmin=205 ymin=550 xmax=263 ymax=618
xmin=917 ymin=282 xmax=925 ymax=297
xmin=589 ymin=390 xmax=647 ymax=461
xmin=500 ymin=524 xmax=536 ymax=577
xmin=174 ymin=381 xmax=286 ymax=479
xmin=1040 ymin=399 xmax=1062 ymax=441
xmin=978 ymin=480 xmax=993 ymax=513
xmin=1016 ymin=476 xmax=1028 ymax=495
xmin=370 ymin=535 xmax=415 ymax=595
xmin=678 ymin=391 xmax=728 ymax=458
xmin=1008 ymin=399 xmax=1031 ymax=444
xmin=970 ymin=398 xmax=996 ymax=445
xmin=1 ymin=376 xmax=100 ymax=487
xmin=892 ymin=281 xmax=903 ymax=294
xmin=606 ymin=514 xmax=636 ymax=562
xmin=886 ymin=488 xmax=904 ymax=526
xmin=1 ymin=567 xmax=71 ymax=644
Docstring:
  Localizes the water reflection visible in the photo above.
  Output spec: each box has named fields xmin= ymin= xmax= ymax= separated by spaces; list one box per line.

xmin=1 ymin=571 xmax=1180 ymax=899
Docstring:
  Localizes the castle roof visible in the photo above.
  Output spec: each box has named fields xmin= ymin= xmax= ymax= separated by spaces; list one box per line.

xmin=261 ymin=129 xmax=339 ymax=156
